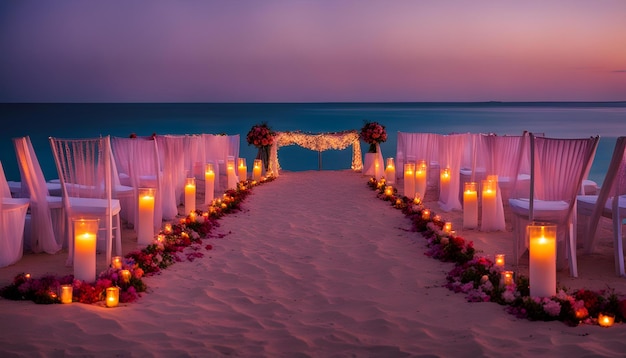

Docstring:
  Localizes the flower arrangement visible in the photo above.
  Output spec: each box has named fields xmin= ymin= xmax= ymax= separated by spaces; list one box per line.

xmin=366 ymin=176 xmax=626 ymax=327
xmin=360 ymin=121 xmax=387 ymax=153
xmin=0 ymin=176 xmax=276 ymax=306
xmin=246 ymin=122 xmax=275 ymax=148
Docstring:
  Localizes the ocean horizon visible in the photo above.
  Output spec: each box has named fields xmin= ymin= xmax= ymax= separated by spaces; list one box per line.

xmin=1 ymin=101 xmax=625 ymax=186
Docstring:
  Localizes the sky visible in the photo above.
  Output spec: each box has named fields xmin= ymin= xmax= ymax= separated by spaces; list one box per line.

xmin=1 ymin=0 xmax=625 ymax=103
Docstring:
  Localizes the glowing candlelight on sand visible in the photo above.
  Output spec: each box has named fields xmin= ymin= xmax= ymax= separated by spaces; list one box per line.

xmin=185 ymin=177 xmax=196 ymax=215
xmin=111 ymin=256 xmax=123 ymax=270
xmin=495 ymin=254 xmax=505 ymax=267
xmin=74 ymin=219 xmax=98 ymax=283
xmin=422 ymin=209 xmax=431 ymax=220
xmin=443 ymin=222 xmax=453 ymax=233
xmin=238 ymin=158 xmax=247 ymax=182
xmin=385 ymin=185 xmax=393 ymax=197
xmin=60 ymin=284 xmax=73 ymax=304
xmin=439 ymin=167 xmax=451 ymax=202
xmin=137 ymin=188 xmax=155 ymax=246
xmin=404 ymin=163 xmax=415 ymax=199
xmin=463 ymin=182 xmax=478 ymax=229
xmin=120 ymin=269 xmax=131 ymax=284
xmin=481 ymin=179 xmax=497 ymax=231
xmin=385 ymin=157 xmax=396 ymax=184
xmin=415 ymin=160 xmax=427 ymax=200
xmin=253 ymin=159 xmax=262 ymax=181
xmin=106 ymin=287 xmax=120 ymax=308
xmin=528 ymin=223 xmax=556 ymax=298
xmin=501 ymin=270 xmax=514 ymax=286
xmin=598 ymin=313 xmax=615 ymax=327
xmin=204 ymin=163 xmax=215 ymax=205
xmin=164 ymin=223 xmax=172 ymax=234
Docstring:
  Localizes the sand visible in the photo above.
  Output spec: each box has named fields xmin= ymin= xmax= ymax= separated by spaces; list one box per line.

xmin=0 ymin=170 xmax=624 ymax=357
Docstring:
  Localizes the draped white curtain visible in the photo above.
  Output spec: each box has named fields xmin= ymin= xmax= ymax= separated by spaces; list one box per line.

xmin=203 ymin=134 xmax=230 ymax=192
xmin=111 ymin=136 xmax=163 ymax=232
xmin=13 ymin=136 xmax=62 ymax=254
xmin=269 ymin=130 xmax=362 ymax=177
xmin=1 ymin=161 xmax=29 ymax=267
xmin=156 ymin=135 xmax=186 ymax=220
xmin=396 ymin=132 xmax=441 ymax=185
xmin=438 ymin=133 xmax=470 ymax=212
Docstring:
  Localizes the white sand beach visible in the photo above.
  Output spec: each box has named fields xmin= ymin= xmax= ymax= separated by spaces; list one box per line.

xmin=0 ymin=170 xmax=625 ymax=357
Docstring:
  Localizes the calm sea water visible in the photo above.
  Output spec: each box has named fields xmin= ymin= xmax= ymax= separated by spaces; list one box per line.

xmin=1 ymin=102 xmax=625 ymax=185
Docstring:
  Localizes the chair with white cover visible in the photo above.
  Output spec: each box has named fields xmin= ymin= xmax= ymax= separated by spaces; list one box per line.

xmin=49 ymin=135 xmax=122 ymax=266
xmin=577 ymin=136 xmax=626 ymax=276
xmin=509 ymin=133 xmax=599 ymax=277
xmin=13 ymin=136 xmax=63 ymax=254
xmin=111 ymin=136 xmax=163 ymax=232
xmin=0 ymin=160 xmax=30 ymax=267
xmin=438 ymin=133 xmax=470 ymax=212
xmin=156 ymin=135 xmax=186 ymax=220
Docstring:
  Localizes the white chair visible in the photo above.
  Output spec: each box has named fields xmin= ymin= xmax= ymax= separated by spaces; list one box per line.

xmin=49 ymin=135 xmax=122 ymax=266
xmin=509 ymin=133 xmax=600 ymax=277
xmin=13 ymin=136 xmax=63 ymax=254
xmin=577 ymin=136 xmax=626 ymax=276
xmin=0 ymin=160 xmax=30 ymax=267
xmin=111 ymin=136 xmax=163 ymax=232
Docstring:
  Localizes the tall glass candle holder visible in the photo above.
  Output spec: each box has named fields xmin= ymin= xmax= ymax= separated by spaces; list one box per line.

xmin=73 ymin=218 xmax=99 ymax=283
xmin=528 ymin=223 xmax=557 ymax=298
xmin=184 ymin=177 xmax=196 ymax=215
xmin=137 ymin=188 xmax=155 ymax=245
xmin=204 ymin=163 xmax=215 ymax=205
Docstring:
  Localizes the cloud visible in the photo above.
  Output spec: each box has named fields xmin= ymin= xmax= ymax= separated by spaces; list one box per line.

xmin=611 ymin=70 xmax=626 ymax=73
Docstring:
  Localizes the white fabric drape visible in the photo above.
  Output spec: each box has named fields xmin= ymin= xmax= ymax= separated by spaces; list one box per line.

xmin=509 ymin=133 xmax=599 ymax=276
xmin=203 ymin=134 xmax=230 ymax=193
xmin=13 ymin=136 xmax=62 ymax=254
xmin=111 ymin=136 xmax=163 ymax=232
xmin=396 ymin=132 xmax=441 ymax=185
xmin=156 ymin=135 xmax=186 ymax=220
xmin=0 ymin=192 xmax=29 ymax=268
xmin=269 ymin=130 xmax=362 ymax=177
xmin=438 ymin=133 xmax=469 ymax=212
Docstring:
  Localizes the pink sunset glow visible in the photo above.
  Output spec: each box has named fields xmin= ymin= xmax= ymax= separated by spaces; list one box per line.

xmin=0 ymin=1 xmax=624 ymax=102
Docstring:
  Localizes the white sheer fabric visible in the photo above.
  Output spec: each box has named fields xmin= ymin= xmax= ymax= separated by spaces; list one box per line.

xmin=13 ymin=136 xmax=62 ymax=254
xmin=577 ymin=136 xmax=626 ymax=276
xmin=203 ymin=134 xmax=233 ymax=193
xmin=438 ymin=133 xmax=470 ymax=212
xmin=111 ymin=136 xmax=163 ymax=232
xmin=156 ymin=135 xmax=186 ymax=219
xmin=49 ymin=135 xmax=122 ymax=266
xmin=396 ymin=132 xmax=441 ymax=187
xmin=509 ymin=133 xmax=599 ymax=277
xmin=0 ymin=163 xmax=29 ymax=267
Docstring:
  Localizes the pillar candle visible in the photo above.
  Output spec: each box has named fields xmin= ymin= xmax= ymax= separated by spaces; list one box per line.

xmin=443 ymin=222 xmax=453 ymax=233
xmin=463 ymin=182 xmax=478 ymax=229
xmin=253 ymin=159 xmax=262 ymax=181
xmin=137 ymin=188 xmax=155 ymax=245
xmin=415 ymin=160 xmax=427 ymax=201
xmin=501 ymin=270 xmax=514 ymax=287
xmin=440 ymin=167 xmax=450 ymax=202
xmin=105 ymin=286 xmax=120 ymax=308
xmin=204 ymin=163 xmax=215 ymax=205
xmin=60 ymin=284 xmax=73 ymax=304
xmin=120 ymin=269 xmax=131 ymax=284
xmin=528 ymin=224 xmax=556 ymax=298
xmin=422 ymin=209 xmax=431 ymax=220
xmin=598 ymin=314 xmax=615 ymax=327
xmin=238 ymin=158 xmax=247 ymax=182
xmin=495 ymin=254 xmax=506 ymax=267
xmin=481 ymin=179 xmax=497 ymax=231
xmin=226 ymin=157 xmax=237 ymax=189
xmin=384 ymin=185 xmax=393 ymax=197
xmin=73 ymin=219 xmax=98 ymax=283
xmin=184 ymin=177 xmax=196 ymax=215
xmin=111 ymin=255 xmax=123 ymax=270
xmin=404 ymin=163 xmax=415 ymax=199
xmin=384 ymin=158 xmax=396 ymax=184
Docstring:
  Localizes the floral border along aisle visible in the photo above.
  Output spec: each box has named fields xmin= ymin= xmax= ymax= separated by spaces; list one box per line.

xmin=367 ymin=177 xmax=626 ymax=328
xmin=0 ymin=176 xmax=275 ymax=306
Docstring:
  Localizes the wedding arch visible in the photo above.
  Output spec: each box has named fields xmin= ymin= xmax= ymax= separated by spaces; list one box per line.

xmin=268 ymin=130 xmax=363 ymax=176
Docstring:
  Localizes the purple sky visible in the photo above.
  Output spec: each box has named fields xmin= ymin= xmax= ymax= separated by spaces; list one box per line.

xmin=1 ymin=1 xmax=625 ymax=102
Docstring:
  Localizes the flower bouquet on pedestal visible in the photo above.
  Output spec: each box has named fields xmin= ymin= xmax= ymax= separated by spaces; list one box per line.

xmin=360 ymin=121 xmax=387 ymax=153
xmin=246 ymin=122 xmax=276 ymax=171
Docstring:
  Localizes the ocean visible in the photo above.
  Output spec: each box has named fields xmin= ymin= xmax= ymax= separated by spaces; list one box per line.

xmin=1 ymin=102 xmax=625 ymax=186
